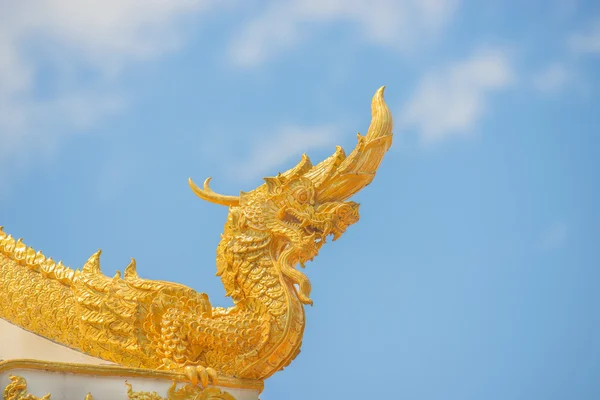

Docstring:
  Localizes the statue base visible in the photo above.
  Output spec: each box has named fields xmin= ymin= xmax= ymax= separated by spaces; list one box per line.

xmin=0 ymin=320 xmax=262 ymax=400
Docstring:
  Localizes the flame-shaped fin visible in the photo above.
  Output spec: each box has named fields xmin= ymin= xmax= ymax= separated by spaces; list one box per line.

xmin=4 ymin=235 xmax=16 ymax=252
xmin=25 ymin=246 xmax=36 ymax=265
xmin=124 ymin=258 xmax=138 ymax=280
xmin=14 ymin=238 xmax=26 ymax=261
xmin=279 ymin=153 xmax=313 ymax=180
xmin=303 ymin=145 xmax=346 ymax=190
xmin=34 ymin=250 xmax=46 ymax=265
xmin=44 ymin=258 xmax=56 ymax=274
xmin=83 ymin=250 xmax=102 ymax=274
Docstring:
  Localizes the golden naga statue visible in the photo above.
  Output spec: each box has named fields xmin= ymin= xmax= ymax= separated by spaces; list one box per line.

xmin=0 ymin=87 xmax=393 ymax=385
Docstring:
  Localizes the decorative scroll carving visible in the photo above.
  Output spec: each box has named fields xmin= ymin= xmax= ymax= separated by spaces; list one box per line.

xmin=1 ymin=375 xmax=235 ymax=400
xmin=126 ymin=382 xmax=236 ymax=400
xmin=3 ymin=375 xmax=50 ymax=400
xmin=0 ymin=360 xmax=262 ymax=392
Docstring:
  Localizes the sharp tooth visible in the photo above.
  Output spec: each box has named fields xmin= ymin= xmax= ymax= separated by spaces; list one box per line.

xmin=299 ymin=261 xmax=306 ymax=268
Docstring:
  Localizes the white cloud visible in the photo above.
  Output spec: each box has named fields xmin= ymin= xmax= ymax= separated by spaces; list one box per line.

xmin=399 ymin=48 xmax=513 ymax=145
xmin=226 ymin=125 xmax=342 ymax=183
xmin=532 ymin=63 xmax=570 ymax=94
xmin=568 ymin=17 xmax=600 ymax=54
xmin=0 ymin=0 xmax=221 ymax=187
xmin=228 ymin=0 xmax=459 ymax=67
xmin=0 ymin=87 xmax=126 ymax=159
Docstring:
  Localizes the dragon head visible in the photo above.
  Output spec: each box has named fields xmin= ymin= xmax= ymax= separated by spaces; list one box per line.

xmin=260 ymin=174 xmax=360 ymax=262
xmin=189 ymin=87 xmax=393 ymax=305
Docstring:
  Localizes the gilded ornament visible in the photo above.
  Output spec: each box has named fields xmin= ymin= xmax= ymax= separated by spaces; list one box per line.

xmin=126 ymin=382 xmax=236 ymax=400
xmin=0 ymin=360 xmax=261 ymax=392
xmin=0 ymin=87 xmax=393 ymax=382
xmin=3 ymin=375 xmax=50 ymax=400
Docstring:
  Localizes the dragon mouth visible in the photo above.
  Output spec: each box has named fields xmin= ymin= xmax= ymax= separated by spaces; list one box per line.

xmin=280 ymin=210 xmax=326 ymax=245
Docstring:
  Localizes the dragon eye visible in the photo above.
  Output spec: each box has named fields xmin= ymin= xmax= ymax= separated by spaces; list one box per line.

xmin=336 ymin=204 xmax=353 ymax=219
xmin=294 ymin=188 xmax=310 ymax=204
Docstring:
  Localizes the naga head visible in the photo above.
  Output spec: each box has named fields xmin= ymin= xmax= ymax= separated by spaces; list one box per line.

xmin=189 ymin=87 xmax=393 ymax=305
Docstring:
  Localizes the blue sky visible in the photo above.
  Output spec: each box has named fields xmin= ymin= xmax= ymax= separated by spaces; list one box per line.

xmin=1 ymin=0 xmax=599 ymax=399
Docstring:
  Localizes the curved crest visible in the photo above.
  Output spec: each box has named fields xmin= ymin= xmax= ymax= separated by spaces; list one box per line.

xmin=306 ymin=86 xmax=393 ymax=202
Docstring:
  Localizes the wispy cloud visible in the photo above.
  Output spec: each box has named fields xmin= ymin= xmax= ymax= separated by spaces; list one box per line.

xmin=228 ymin=0 xmax=459 ymax=67
xmin=532 ymin=63 xmax=570 ymax=94
xmin=226 ymin=125 xmax=342 ymax=183
xmin=399 ymin=48 xmax=513 ymax=145
xmin=0 ymin=0 xmax=221 ymax=186
xmin=568 ymin=17 xmax=600 ymax=55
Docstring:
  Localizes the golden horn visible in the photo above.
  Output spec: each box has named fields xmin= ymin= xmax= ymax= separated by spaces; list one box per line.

xmin=189 ymin=177 xmax=240 ymax=207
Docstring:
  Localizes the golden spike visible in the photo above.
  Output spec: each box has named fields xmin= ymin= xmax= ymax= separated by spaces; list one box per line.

xmin=64 ymin=269 xmax=76 ymax=283
xmin=14 ymin=238 xmax=27 ymax=261
xmin=263 ymin=176 xmax=282 ymax=194
xmin=43 ymin=258 xmax=56 ymax=275
xmin=3 ymin=235 xmax=16 ymax=252
xmin=83 ymin=250 xmax=102 ymax=274
xmin=303 ymin=145 xmax=346 ymax=189
xmin=55 ymin=261 xmax=68 ymax=282
xmin=188 ymin=177 xmax=240 ymax=207
xmin=25 ymin=246 xmax=37 ymax=267
xmin=34 ymin=250 xmax=46 ymax=265
xmin=54 ymin=261 xmax=64 ymax=279
xmin=2 ymin=234 xmax=15 ymax=248
xmin=124 ymin=258 xmax=138 ymax=280
xmin=279 ymin=153 xmax=313 ymax=180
